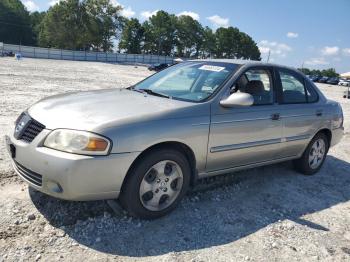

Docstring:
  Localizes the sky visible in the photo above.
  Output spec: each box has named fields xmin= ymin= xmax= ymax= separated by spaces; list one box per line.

xmin=20 ymin=0 xmax=350 ymax=73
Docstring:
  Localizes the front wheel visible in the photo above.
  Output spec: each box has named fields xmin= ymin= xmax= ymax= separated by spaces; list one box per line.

xmin=294 ymin=133 xmax=329 ymax=175
xmin=119 ymin=149 xmax=191 ymax=219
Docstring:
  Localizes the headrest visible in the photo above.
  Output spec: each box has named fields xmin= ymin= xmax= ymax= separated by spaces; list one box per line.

xmin=245 ymin=80 xmax=264 ymax=95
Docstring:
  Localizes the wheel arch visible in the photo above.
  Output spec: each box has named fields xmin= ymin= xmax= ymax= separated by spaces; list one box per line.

xmin=315 ymin=128 xmax=332 ymax=147
xmin=121 ymin=141 xmax=197 ymax=194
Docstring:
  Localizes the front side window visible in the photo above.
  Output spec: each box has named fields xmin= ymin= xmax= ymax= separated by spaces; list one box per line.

xmin=232 ymin=68 xmax=273 ymax=105
xmin=279 ymin=69 xmax=307 ymax=103
xmin=134 ymin=62 xmax=238 ymax=102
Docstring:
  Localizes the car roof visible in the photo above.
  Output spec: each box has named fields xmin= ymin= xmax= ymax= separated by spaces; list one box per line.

xmin=189 ymin=58 xmax=300 ymax=73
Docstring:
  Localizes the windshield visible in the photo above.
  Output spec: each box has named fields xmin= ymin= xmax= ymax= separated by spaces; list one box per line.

xmin=134 ymin=61 xmax=238 ymax=102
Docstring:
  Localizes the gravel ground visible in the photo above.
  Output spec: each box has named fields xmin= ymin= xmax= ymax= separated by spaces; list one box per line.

xmin=1 ymin=57 xmax=350 ymax=262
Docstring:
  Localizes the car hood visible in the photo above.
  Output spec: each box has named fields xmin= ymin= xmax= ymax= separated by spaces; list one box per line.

xmin=28 ymin=88 xmax=195 ymax=131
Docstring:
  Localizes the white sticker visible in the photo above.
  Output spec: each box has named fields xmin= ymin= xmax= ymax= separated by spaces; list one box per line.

xmin=198 ymin=65 xmax=225 ymax=72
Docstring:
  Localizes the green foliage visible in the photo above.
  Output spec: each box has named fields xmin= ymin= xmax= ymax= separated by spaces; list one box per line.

xmin=175 ymin=15 xmax=203 ymax=57
xmin=38 ymin=0 xmax=89 ymax=49
xmin=0 ymin=0 xmax=34 ymax=45
xmin=200 ymin=26 xmax=216 ymax=58
xmin=215 ymin=27 xmax=261 ymax=60
xmin=29 ymin=11 xmax=46 ymax=45
xmin=84 ymin=0 xmax=123 ymax=51
xmin=320 ymin=68 xmax=339 ymax=78
xmin=119 ymin=18 xmax=144 ymax=53
xmin=140 ymin=11 xmax=260 ymax=60
xmin=39 ymin=0 xmax=122 ymax=51
xmin=0 ymin=3 xmax=261 ymax=59
xmin=142 ymin=11 xmax=177 ymax=56
xmin=298 ymin=67 xmax=339 ymax=77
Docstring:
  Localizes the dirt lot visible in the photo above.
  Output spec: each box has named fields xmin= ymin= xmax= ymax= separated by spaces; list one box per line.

xmin=1 ymin=57 xmax=350 ymax=262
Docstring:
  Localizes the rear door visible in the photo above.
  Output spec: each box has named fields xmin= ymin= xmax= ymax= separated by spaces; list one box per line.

xmin=275 ymin=68 xmax=323 ymax=157
xmin=206 ymin=66 xmax=283 ymax=172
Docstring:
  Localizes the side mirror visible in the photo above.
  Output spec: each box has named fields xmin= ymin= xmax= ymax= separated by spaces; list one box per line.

xmin=220 ymin=92 xmax=254 ymax=108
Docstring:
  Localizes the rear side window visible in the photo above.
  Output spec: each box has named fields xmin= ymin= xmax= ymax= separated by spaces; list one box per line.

xmin=278 ymin=69 xmax=307 ymax=103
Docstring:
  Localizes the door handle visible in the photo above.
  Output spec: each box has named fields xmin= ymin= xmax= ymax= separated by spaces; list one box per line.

xmin=271 ymin=113 xmax=280 ymax=121
xmin=316 ymin=110 xmax=323 ymax=117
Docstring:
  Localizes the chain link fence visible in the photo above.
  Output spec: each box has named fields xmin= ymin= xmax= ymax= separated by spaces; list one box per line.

xmin=0 ymin=43 xmax=174 ymax=65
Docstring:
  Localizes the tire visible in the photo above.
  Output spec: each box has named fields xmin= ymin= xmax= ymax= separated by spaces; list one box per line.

xmin=293 ymin=133 xmax=329 ymax=176
xmin=119 ymin=148 xmax=191 ymax=219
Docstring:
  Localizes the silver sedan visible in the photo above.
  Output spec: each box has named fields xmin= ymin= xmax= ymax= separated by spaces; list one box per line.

xmin=6 ymin=60 xmax=344 ymax=219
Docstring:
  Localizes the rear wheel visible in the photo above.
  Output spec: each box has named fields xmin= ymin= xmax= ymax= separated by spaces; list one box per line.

xmin=119 ymin=149 xmax=190 ymax=219
xmin=294 ymin=133 xmax=329 ymax=175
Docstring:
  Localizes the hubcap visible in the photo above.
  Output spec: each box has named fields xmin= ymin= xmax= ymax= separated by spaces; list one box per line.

xmin=139 ymin=160 xmax=183 ymax=211
xmin=308 ymin=138 xmax=326 ymax=169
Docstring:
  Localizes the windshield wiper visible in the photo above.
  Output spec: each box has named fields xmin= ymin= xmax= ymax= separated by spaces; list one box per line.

xmin=138 ymin=88 xmax=170 ymax=98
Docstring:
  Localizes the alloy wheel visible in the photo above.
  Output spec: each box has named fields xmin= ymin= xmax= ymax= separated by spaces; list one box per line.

xmin=308 ymin=138 xmax=326 ymax=169
xmin=139 ymin=160 xmax=183 ymax=211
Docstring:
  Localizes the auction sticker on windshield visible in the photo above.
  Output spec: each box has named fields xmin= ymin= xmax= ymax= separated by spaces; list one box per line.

xmin=198 ymin=65 xmax=225 ymax=72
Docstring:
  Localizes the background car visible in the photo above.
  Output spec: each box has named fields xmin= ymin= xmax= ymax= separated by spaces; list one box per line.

xmin=310 ymin=75 xmax=321 ymax=82
xmin=326 ymin=77 xmax=340 ymax=85
xmin=147 ymin=63 xmax=170 ymax=72
xmin=318 ymin=76 xmax=329 ymax=83
xmin=339 ymin=79 xmax=350 ymax=87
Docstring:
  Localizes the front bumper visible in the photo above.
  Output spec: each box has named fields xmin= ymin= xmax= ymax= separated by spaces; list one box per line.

xmin=5 ymin=129 xmax=139 ymax=201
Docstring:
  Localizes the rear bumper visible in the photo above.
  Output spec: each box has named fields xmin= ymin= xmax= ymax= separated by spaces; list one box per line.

xmin=6 ymin=129 xmax=139 ymax=201
xmin=330 ymin=127 xmax=344 ymax=147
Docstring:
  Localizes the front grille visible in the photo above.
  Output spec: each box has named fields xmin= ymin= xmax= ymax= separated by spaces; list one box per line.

xmin=13 ymin=161 xmax=43 ymax=187
xmin=19 ymin=118 xmax=45 ymax=143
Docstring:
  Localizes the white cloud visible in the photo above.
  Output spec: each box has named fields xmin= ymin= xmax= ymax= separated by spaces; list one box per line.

xmin=120 ymin=6 xmax=135 ymax=18
xmin=22 ymin=0 xmax=39 ymax=12
xmin=286 ymin=32 xmax=298 ymax=38
xmin=321 ymin=46 xmax=339 ymax=56
xmin=49 ymin=0 xmax=65 ymax=7
xmin=343 ymin=48 xmax=350 ymax=56
xmin=110 ymin=0 xmax=121 ymax=7
xmin=140 ymin=10 xmax=159 ymax=20
xmin=110 ymin=1 xmax=135 ymax=18
xmin=258 ymin=40 xmax=292 ymax=57
xmin=177 ymin=11 xmax=200 ymax=21
xmin=206 ymin=15 xmax=229 ymax=28
xmin=305 ymin=57 xmax=329 ymax=66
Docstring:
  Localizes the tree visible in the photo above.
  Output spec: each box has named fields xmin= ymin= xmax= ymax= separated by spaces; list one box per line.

xmin=38 ymin=0 xmax=90 ymax=49
xmin=1 ymin=2 xmax=261 ymax=59
xmin=0 ymin=0 xmax=34 ymax=45
xmin=142 ymin=11 xmax=177 ymax=56
xmin=200 ymin=26 xmax=216 ymax=58
xmin=298 ymin=67 xmax=339 ymax=77
xmin=119 ymin=18 xmax=143 ymax=53
xmin=321 ymin=68 xmax=339 ymax=78
xmin=39 ymin=0 xmax=123 ymax=51
xmin=29 ymin=11 xmax=46 ymax=45
xmin=236 ymin=32 xmax=261 ymax=60
xmin=175 ymin=15 xmax=203 ymax=58
xmin=214 ymin=26 xmax=261 ymax=60
xmin=298 ymin=68 xmax=311 ymax=75
xmin=84 ymin=0 xmax=123 ymax=51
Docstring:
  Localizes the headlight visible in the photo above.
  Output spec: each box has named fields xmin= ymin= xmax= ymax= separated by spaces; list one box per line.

xmin=44 ymin=129 xmax=111 ymax=156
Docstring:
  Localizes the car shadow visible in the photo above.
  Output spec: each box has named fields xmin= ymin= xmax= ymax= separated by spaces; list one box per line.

xmin=29 ymin=155 xmax=350 ymax=257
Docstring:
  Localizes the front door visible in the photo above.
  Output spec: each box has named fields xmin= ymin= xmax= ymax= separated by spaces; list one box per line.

xmin=206 ymin=67 xmax=283 ymax=172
